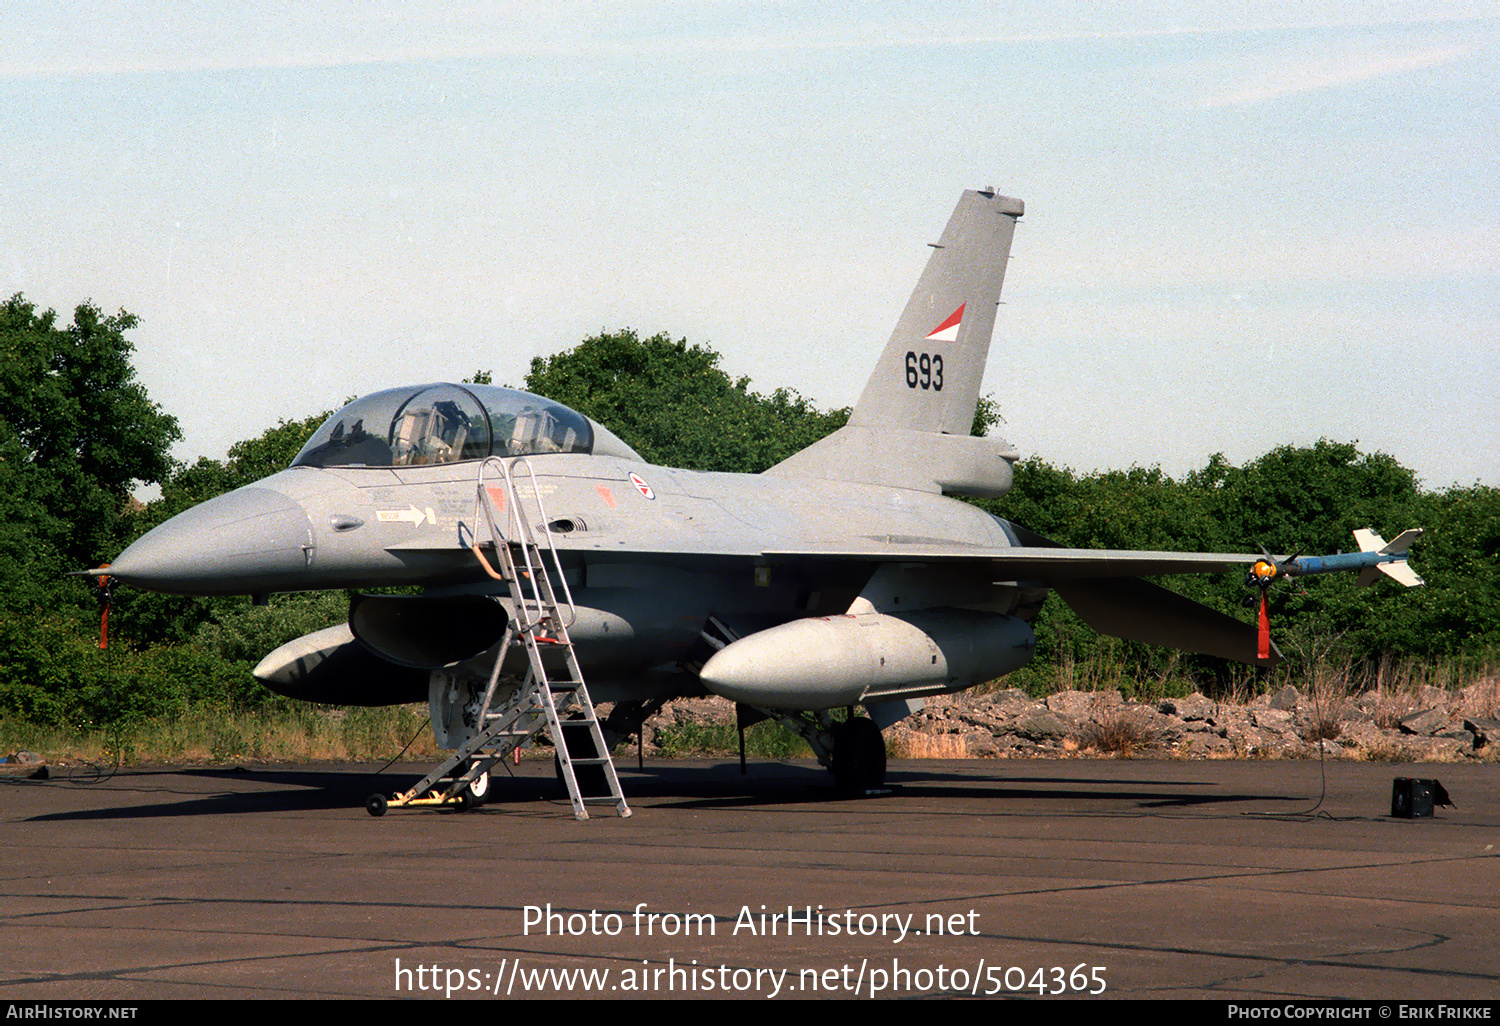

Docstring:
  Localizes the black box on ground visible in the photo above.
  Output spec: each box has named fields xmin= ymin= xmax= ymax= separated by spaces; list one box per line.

xmin=1391 ymin=777 xmax=1435 ymax=818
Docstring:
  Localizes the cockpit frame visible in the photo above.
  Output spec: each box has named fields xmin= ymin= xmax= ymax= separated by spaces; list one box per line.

xmin=292 ymin=383 xmax=628 ymax=470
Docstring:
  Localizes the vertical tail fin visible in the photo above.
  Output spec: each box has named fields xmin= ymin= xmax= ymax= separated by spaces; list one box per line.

xmin=769 ymin=189 xmax=1024 ymax=496
xmin=850 ymin=189 xmax=1023 ymax=435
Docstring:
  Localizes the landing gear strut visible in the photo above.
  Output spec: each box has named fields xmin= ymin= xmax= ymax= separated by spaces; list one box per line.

xmin=746 ymin=705 xmax=890 ymax=795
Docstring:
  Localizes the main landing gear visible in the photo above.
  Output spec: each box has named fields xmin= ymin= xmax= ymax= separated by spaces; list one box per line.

xmin=747 ymin=706 xmax=890 ymax=796
xmin=831 ymin=717 xmax=887 ymax=794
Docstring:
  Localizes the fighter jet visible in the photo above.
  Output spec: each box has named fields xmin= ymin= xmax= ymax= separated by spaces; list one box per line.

xmin=101 ymin=189 xmax=1422 ymax=804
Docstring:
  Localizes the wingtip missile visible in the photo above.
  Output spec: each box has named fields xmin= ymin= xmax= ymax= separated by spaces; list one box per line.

xmin=1248 ymin=528 xmax=1425 ymax=589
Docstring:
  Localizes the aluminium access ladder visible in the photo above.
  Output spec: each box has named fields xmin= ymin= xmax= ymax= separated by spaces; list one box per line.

xmin=366 ymin=456 xmax=630 ymax=820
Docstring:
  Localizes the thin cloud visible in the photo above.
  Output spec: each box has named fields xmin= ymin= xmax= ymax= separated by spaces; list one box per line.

xmin=5 ymin=8 xmax=1490 ymax=82
xmin=1199 ymin=43 xmax=1481 ymax=108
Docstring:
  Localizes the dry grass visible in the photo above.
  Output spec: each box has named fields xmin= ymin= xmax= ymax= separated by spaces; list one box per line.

xmin=1274 ymin=654 xmax=1498 ymax=735
xmin=1362 ymin=654 xmax=1496 ymax=715
xmin=8 ymin=654 xmax=1496 ymax=769
xmin=888 ymin=731 xmax=969 ymax=759
xmin=0 ymin=705 xmax=444 ymax=767
xmin=1460 ymin=676 xmax=1500 ymax=720
xmin=1365 ymin=658 xmax=1457 ymax=729
xmin=1045 ymin=638 xmax=1191 ymax=704
xmin=1303 ymin=719 xmax=1342 ymax=742
xmin=1301 ymin=661 xmax=1354 ymax=742
xmin=1075 ymin=710 xmax=1163 ymax=757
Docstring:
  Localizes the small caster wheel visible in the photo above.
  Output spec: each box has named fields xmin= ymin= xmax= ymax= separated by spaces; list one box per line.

xmin=366 ymin=793 xmax=388 ymax=817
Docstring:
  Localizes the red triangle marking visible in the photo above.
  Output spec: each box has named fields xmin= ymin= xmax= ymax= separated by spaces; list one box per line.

xmin=927 ymin=303 xmax=965 ymax=339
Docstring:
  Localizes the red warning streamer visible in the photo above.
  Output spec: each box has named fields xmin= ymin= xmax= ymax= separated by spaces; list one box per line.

xmin=96 ymin=572 xmax=113 ymax=650
xmin=1256 ymin=589 xmax=1271 ymax=662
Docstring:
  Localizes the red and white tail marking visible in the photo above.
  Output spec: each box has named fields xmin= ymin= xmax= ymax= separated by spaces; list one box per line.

xmin=926 ymin=304 xmax=965 ymax=342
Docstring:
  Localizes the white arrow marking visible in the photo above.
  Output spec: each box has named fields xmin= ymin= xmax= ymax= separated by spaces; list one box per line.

xmin=377 ymin=506 xmax=433 ymax=527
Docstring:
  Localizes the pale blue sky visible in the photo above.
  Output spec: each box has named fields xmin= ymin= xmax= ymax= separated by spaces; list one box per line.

xmin=3 ymin=3 xmax=1495 ymax=489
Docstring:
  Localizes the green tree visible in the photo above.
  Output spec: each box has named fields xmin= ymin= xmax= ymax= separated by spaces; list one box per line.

xmin=1395 ymin=483 xmax=1500 ymax=658
xmin=1189 ymin=440 xmax=1421 ymax=556
xmin=525 ymin=329 xmax=848 ymax=473
xmin=0 ymin=296 xmax=180 ymax=612
xmin=0 ymin=296 xmax=192 ymax=724
xmin=988 ymin=441 xmax=1493 ymax=678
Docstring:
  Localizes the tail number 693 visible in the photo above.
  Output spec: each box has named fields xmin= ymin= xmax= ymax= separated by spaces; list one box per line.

xmin=905 ymin=351 xmax=943 ymax=391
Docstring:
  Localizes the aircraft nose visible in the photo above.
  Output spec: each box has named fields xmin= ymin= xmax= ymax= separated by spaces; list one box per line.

xmin=109 ymin=486 xmax=316 ymax=595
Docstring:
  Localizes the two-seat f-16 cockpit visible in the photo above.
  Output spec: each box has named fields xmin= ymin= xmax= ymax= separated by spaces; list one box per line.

xmin=291 ymin=383 xmax=642 ymax=469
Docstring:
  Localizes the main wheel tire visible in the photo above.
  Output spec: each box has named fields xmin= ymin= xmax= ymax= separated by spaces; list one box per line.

xmin=830 ymin=717 xmax=887 ymax=793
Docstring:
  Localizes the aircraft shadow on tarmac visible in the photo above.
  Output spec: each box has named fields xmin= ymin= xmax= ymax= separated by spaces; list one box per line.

xmin=13 ymin=766 xmax=387 ymax=821
xmin=619 ymin=763 xmax=1293 ymax=811
xmin=15 ymin=760 xmax=1295 ymax=821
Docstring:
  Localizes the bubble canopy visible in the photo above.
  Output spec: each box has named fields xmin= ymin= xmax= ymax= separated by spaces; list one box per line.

xmin=292 ymin=384 xmax=640 ymax=469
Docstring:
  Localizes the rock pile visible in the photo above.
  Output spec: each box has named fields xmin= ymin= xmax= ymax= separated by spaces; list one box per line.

xmin=646 ymin=679 xmax=1500 ymax=763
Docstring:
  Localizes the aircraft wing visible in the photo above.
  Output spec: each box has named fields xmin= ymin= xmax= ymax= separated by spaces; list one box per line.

xmin=428 ymin=535 xmax=1257 ymax=580
xmin=762 ymin=518 xmax=1258 ymax=579
xmin=764 ymin=523 xmax=1278 ymax=666
xmin=451 ymin=523 xmax=1376 ymax=667
xmin=758 ymin=544 xmax=1254 ymax=581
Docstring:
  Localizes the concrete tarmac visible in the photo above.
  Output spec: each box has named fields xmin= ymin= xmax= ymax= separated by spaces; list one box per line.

xmin=2 ymin=756 xmax=1497 ymax=1000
